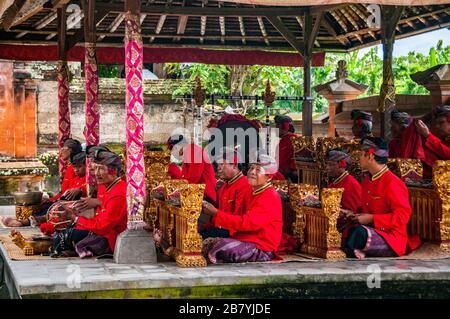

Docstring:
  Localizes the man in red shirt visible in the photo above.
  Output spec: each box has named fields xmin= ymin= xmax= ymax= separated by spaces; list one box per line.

xmin=51 ymin=151 xmax=127 ymax=258
xmin=201 ymin=154 xmax=282 ymax=263
xmin=415 ymin=105 xmax=450 ymax=173
xmin=1 ymin=151 xmax=87 ymax=228
xmin=325 ymin=148 xmax=362 ymax=214
xmin=343 ymin=137 xmax=413 ymax=259
xmin=389 ymin=109 xmax=412 ymax=158
xmin=351 ymin=110 xmax=373 ymax=139
xmin=169 ymin=134 xmax=217 ymax=204
xmin=274 ymin=115 xmax=298 ymax=182
xmin=166 ymin=136 xmax=183 ymax=179
xmin=200 ymin=147 xmax=253 ymax=239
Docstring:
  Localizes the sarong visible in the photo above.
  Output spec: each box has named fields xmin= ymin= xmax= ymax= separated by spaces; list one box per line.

xmin=75 ymin=234 xmax=111 ymax=258
xmin=52 ymin=227 xmax=89 ymax=256
xmin=206 ymin=238 xmax=274 ymax=264
xmin=344 ymin=225 xmax=396 ymax=259
xmin=200 ymin=227 xmax=230 ymax=240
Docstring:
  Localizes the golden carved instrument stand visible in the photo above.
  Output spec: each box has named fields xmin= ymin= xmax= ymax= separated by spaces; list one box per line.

xmin=154 ymin=180 xmax=207 ymax=267
xmin=15 ymin=204 xmax=40 ymax=221
xmin=293 ymin=136 xmax=361 ymax=188
xmin=290 ymin=184 xmax=346 ymax=259
xmin=143 ymin=150 xmax=171 ymax=229
xmin=408 ymin=160 xmax=449 ymax=252
xmin=10 ymin=229 xmax=52 ymax=256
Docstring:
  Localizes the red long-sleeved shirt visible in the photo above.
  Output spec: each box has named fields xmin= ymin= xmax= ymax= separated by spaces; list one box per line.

xmin=181 ymin=144 xmax=217 ymax=202
xmin=328 ymin=172 xmax=362 ymax=213
xmin=50 ymin=166 xmax=87 ymax=201
xmin=205 ymin=174 xmax=253 ymax=234
xmin=168 ymin=162 xmax=182 ymax=179
xmin=361 ymin=169 xmax=411 ymax=256
xmin=214 ymin=185 xmax=282 ymax=252
xmin=276 ymin=132 xmax=298 ymax=175
xmin=75 ymin=179 xmax=127 ymax=251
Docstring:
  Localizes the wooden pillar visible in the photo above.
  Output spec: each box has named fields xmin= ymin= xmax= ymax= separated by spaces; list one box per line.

xmin=378 ymin=6 xmax=403 ymax=140
xmin=124 ymin=0 xmax=146 ymax=226
xmin=302 ymin=11 xmax=313 ymax=137
xmin=57 ymin=5 xmax=71 ymax=177
xmin=301 ymin=10 xmax=322 ymax=137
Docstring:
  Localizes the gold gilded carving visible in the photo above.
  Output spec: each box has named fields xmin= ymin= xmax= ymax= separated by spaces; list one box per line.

xmin=10 ymin=229 xmax=52 ymax=256
xmin=299 ymin=187 xmax=346 ymax=259
xmin=143 ymin=151 xmax=171 ymax=226
xmin=15 ymin=205 xmax=39 ymax=221
xmin=292 ymin=136 xmax=316 ymax=156
xmin=289 ymin=183 xmax=319 ymax=244
xmin=433 ymin=160 xmax=450 ymax=251
xmin=154 ymin=181 xmax=207 ymax=267
xmin=272 ymin=180 xmax=289 ymax=194
xmin=388 ymin=158 xmax=423 ymax=180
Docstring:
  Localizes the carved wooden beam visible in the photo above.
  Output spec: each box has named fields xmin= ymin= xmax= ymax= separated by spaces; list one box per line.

xmin=57 ymin=5 xmax=67 ymax=59
xmin=257 ymin=17 xmax=270 ymax=46
xmin=266 ymin=15 xmax=303 ymax=54
xmin=98 ymin=3 xmax=306 ymax=17
xmin=2 ymin=0 xmax=27 ymax=31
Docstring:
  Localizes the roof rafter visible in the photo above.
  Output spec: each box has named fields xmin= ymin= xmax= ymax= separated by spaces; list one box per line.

xmin=266 ymin=15 xmax=303 ymax=53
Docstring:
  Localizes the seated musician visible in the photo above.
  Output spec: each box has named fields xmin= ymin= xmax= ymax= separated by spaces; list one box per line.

xmin=50 ymin=151 xmax=127 ymax=258
xmin=274 ymin=115 xmax=299 ymax=182
xmin=168 ymin=134 xmax=217 ymax=204
xmin=166 ymin=136 xmax=183 ymax=179
xmin=71 ymin=145 xmax=112 ymax=214
xmin=201 ymin=154 xmax=282 ymax=263
xmin=1 ymin=151 xmax=87 ymax=228
xmin=389 ymin=109 xmax=412 ymax=158
xmin=325 ymin=148 xmax=362 ymax=214
xmin=57 ymin=138 xmax=83 ymax=196
xmin=351 ymin=109 xmax=373 ymax=139
xmin=200 ymin=147 xmax=252 ymax=240
xmin=415 ymin=105 xmax=450 ymax=174
xmin=342 ymin=137 xmax=412 ymax=259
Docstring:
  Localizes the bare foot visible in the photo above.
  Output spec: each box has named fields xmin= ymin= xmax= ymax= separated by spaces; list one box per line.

xmin=1 ymin=216 xmax=25 ymax=227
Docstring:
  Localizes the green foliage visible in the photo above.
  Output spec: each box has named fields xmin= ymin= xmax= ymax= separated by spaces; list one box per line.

xmin=164 ymin=40 xmax=450 ymax=117
xmin=37 ymin=152 xmax=58 ymax=177
xmin=98 ymin=65 xmax=120 ymax=78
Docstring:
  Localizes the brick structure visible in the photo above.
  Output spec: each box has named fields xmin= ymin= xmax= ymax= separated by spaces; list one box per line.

xmin=0 ymin=61 xmax=38 ymax=158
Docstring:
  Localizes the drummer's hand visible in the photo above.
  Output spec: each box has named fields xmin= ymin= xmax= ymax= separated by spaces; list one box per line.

xmin=73 ymin=197 xmax=101 ymax=211
xmin=353 ymin=213 xmax=373 ymax=226
xmin=340 ymin=208 xmax=355 ymax=218
xmin=59 ymin=207 xmax=77 ymax=221
xmin=202 ymin=201 xmax=218 ymax=216
xmin=64 ymin=188 xmax=82 ymax=201
xmin=415 ymin=120 xmax=430 ymax=138
xmin=153 ymin=228 xmax=163 ymax=244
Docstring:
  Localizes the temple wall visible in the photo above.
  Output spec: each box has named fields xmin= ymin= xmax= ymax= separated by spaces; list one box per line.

xmin=37 ymin=78 xmax=208 ymax=147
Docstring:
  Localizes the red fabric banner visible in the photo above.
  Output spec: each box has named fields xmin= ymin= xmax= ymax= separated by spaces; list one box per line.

xmin=125 ymin=12 xmax=146 ymax=225
xmin=0 ymin=44 xmax=325 ymax=67
xmin=84 ymin=43 xmax=100 ymax=194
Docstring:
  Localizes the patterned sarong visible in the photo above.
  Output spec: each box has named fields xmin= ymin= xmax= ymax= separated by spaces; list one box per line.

xmin=75 ymin=233 xmax=111 ymax=258
xmin=344 ymin=225 xmax=396 ymax=259
xmin=206 ymin=238 xmax=274 ymax=264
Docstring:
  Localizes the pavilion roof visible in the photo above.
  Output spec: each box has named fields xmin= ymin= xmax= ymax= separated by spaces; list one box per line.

xmin=0 ymin=0 xmax=449 ymax=54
